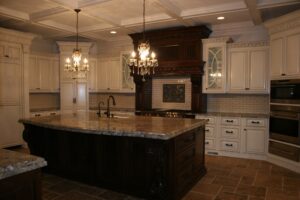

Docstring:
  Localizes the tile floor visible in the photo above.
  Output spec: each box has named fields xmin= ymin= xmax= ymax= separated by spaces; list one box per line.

xmin=10 ymin=147 xmax=300 ymax=200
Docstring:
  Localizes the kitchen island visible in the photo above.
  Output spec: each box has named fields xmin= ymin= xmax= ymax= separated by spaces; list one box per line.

xmin=20 ymin=112 xmax=207 ymax=200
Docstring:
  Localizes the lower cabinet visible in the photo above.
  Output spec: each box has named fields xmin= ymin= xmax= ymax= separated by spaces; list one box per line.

xmin=196 ymin=114 xmax=267 ymax=158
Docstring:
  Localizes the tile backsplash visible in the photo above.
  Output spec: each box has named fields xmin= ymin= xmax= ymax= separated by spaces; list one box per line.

xmin=207 ymin=94 xmax=269 ymax=114
xmin=89 ymin=93 xmax=135 ymax=110
xmin=30 ymin=93 xmax=60 ymax=111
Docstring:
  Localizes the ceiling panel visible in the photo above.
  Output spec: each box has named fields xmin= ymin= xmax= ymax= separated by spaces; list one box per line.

xmin=189 ymin=10 xmax=251 ymax=25
xmin=0 ymin=0 xmax=57 ymax=14
xmin=169 ymin=0 xmax=243 ymax=10
xmin=260 ymin=4 xmax=300 ymax=21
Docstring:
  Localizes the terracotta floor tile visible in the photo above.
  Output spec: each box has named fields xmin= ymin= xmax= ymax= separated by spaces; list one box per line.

xmin=215 ymin=192 xmax=248 ymax=200
xmin=266 ymin=187 xmax=300 ymax=200
xmin=254 ymin=173 xmax=283 ymax=188
xmin=192 ymin=183 xmax=222 ymax=195
xmin=236 ymin=184 xmax=266 ymax=197
xmin=53 ymin=191 xmax=101 ymax=200
xmin=183 ymin=191 xmax=214 ymax=200
xmin=219 ymin=186 xmax=237 ymax=193
xmin=47 ymin=180 xmax=81 ymax=194
xmin=97 ymin=190 xmax=128 ymax=200
xmin=42 ymin=190 xmax=60 ymax=200
xmin=212 ymin=176 xmax=241 ymax=187
xmin=240 ymin=175 xmax=255 ymax=185
xmin=284 ymin=177 xmax=300 ymax=189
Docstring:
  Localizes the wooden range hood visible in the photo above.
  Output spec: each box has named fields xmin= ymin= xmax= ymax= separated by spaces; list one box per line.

xmin=129 ymin=26 xmax=211 ymax=113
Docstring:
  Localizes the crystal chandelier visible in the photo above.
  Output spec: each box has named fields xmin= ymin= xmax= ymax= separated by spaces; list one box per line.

xmin=64 ymin=9 xmax=89 ymax=73
xmin=128 ymin=0 xmax=158 ymax=81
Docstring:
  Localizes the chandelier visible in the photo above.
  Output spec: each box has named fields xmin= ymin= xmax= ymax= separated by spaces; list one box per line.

xmin=128 ymin=0 xmax=158 ymax=81
xmin=64 ymin=9 xmax=89 ymax=73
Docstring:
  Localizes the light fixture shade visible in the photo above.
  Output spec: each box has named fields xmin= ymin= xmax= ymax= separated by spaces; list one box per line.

xmin=64 ymin=9 xmax=89 ymax=76
xmin=128 ymin=0 xmax=158 ymax=81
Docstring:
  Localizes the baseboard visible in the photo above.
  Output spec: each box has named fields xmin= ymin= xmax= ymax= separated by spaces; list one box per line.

xmin=267 ymin=153 xmax=300 ymax=173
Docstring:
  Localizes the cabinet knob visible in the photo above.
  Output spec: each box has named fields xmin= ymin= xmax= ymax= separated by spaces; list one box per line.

xmin=4 ymin=55 xmax=9 ymax=58
xmin=225 ymin=143 xmax=233 ymax=147
xmin=281 ymin=73 xmax=286 ymax=76
xmin=245 ymin=88 xmax=250 ymax=90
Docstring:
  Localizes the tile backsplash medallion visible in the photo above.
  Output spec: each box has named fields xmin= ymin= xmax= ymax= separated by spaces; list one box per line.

xmin=207 ymin=94 xmax=269 ymax=114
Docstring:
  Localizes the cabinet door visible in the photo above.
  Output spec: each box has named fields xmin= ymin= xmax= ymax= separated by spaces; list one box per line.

xmin=29 ymin=56 xmax=40 ymax=90
xmin=245 ymin=128 xmax=265 ymax=154
xmin=60 ymin=82 xmax=75 ymax=113
xmin=108 ymin=60 xmax=120 ymax=90
xmin=286 ymin=33 xmax=300 ymax=76
xmin=204 ymin=45 xmax=226 ymax=93
xmin=6 ymin=43 xmax=21 ymax=61
xmin=88 ymin=58 xmax=97 ymax=91
xmin=248 ymin=49 xmax=268 ymax=93
xmin=76 ymin=82 xmax=87 ymax=111
xmin=0 ymin=62 xmax=21 ymax=105
xmin=38 ymin=58 xmax=52 ymax=90
xmin=228 ymin=50 xmax=247 ymax=92
xmin=0 ymin=106 xmax=23 ymax=148
xmin=270 ymin=38 xmax=284 ymax=78
xmin=52 ymin=59 xmax=60 ymax=91
xmin=97 ymin=61 xmax=109 ymax=90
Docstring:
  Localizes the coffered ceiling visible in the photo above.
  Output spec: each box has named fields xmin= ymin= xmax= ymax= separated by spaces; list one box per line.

xmin=0 ymin=0 xmax=299 ymax=41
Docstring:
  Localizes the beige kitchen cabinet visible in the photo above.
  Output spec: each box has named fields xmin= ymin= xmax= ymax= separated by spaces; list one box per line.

xmin=265 ymin=11 xmax=300 ymax=80
xmin=0 ymin=41 xmax=21 ymax=63
xmin=60 ymin=81 xmax=87 ymax=114
xmin=97 ymin=58 xmax=121 ymax=91
xmin=88 ymin=58 xmax=97 ymax=91
xmin=0 ymin=43 xmax=23 ymax=148
xmin=202 ymin=37 xmax=231 ymax=93
xmin=243 ymin=118 xmax=267 ymax=154
xmin=29 ymin=55 xmax=60 ymax=92
xmin=270 ymin=33 xmax=300 ymax=79
xmin=228 ymin=44 xmax=269 ymax=94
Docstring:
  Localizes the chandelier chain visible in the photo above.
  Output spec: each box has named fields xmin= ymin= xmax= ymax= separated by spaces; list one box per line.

xmin=143 ymin=0 xmax=145 ymax=41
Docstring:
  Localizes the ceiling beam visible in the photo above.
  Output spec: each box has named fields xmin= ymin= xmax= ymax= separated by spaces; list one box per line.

xmin=78 ymin=0 xmax=111 ymax=8
xmin=257 ymin=0 xmax=300 ymax=9
xmin=30 ymin=7 xmax=69 ymax=22
xmin=0 ymin=6 xmax=29 ymax=21
xmin=152 ymin=0 xmax=193 ymax=26
xmin=244 ymin=0 xmax=262 ymax=25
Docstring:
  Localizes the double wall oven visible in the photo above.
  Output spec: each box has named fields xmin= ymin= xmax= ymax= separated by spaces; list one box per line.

xmin=270 ymin=79 xmax=300 ymax=145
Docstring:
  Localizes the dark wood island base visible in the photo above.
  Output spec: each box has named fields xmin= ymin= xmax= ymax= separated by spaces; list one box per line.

xmin=23 ymin=125 xmax=205 ymax=200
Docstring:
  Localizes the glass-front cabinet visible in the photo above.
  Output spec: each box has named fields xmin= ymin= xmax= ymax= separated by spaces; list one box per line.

xmin=202 ymin=37 xmax=231 ymax=93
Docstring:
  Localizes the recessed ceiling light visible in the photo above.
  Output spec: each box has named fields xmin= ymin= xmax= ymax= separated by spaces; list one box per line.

xmin=110 ymin=30 xmax=117 ymax=34
xmin=217 ymin=16 xmax=225 ymax=20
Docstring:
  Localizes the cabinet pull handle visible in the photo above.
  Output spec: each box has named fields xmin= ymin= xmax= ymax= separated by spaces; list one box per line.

xmin=205 ymin=141 xmax=209 ymax=145
xmin=36 ymin=88 xmax=40 ymax=90
xmin=35 ymin=114 xmax=41 ymax=117
xmin=245 ymin=88 xmax=250 ymax=90
xmin=73 ymin=98 xmax=77 ymax=104
xmin=205 ymin=129 xmax=210 ymax=132
xmin=281 ymin=73 xmax=286 ymax=76
xmin=50 ymin=112 xmax=56 ymax=116
xmin=225 ymin=130 xmax=233 ymax=134
xmin=4 ymin=55 xmax=9 ymax=58
xmin=226 ymin=120 xmax=234 ymax=123
xmin=225 ymin=143 xmax=233 ymax=147
xmin=251 ymin=121 xmax=260 ymax=124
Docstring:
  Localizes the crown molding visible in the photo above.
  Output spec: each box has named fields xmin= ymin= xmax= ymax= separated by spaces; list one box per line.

xmin=0 ymin=27 xmax=36 ymax=45
xmin=228 ymin=40 xmax=269 ymax=48
xmin=56 ymin=41 xmax=93 ymax=53
xmin=202 ymin=37 xmax=233 ymax=44
xmin=264 ymin=10 xmax=300 ymax=34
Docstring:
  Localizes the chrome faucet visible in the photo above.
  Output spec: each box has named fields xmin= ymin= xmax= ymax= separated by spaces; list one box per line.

xmin=106 ymin=95 xmax=116 ymax=118
xmin=97 ymin=101 xmax=105 ymax=117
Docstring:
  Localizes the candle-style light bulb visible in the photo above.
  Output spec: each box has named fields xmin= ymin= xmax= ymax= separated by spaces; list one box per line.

xmin=131 ymin=51 xmax=136 ymax=58
xmin=151 ymin=52 xmax=156 ymax=59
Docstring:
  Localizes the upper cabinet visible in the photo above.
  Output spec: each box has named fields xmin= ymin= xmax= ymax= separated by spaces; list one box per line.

xmin=228 ymin=43 xmax=269 ymax=94
xmin=88 ymin=55 xmax=135 ymax=93
xmin=202 ymin=39 xmax=269 ymax=94
xmin=202 ymin=37 xmax=231 ymax=93
xmin=265 ymin=10 xmax=300 ymax=80
xmin=0 ymin=41 xmax=21 ymax=63
xmin=29 ymin=54 xmax=60 ymax=92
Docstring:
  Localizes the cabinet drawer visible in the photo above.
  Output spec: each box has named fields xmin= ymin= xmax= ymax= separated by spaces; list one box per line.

xmin=204 ymin=126 xmax=215 ymax=137
xmin=269 ymin=141 xmax=300 ymax=162
xmin=205 ymin=139 xmax=216 ymax=150
xmin=221 ymin=117 xmax=240 ymax=126
xmin=221 ymin=127 xmax=239 ymax=139
xmin=175 ymin=131 xmax=195 ymax=153
xmin=196 ymin=115 xmax=215 ymax=125
xmin=220 ymin=140 xmax=239 ymax=152
xmin=246 ymin=119 xmax=266 ymax=127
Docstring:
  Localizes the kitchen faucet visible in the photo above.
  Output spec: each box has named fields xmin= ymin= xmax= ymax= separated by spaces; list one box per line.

xmin=106 ymin=95 xmax=116 ymax=118
xmin=96 ymin=101 xmax=105 ymax=117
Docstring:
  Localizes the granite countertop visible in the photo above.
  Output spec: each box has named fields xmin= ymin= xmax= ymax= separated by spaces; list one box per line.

xmin=0 ymin=149 xmax=47 ymax=180
xmin=19 ymin=112 xmax=207 ymax=140
xmin=198 ymin=112 xmax=269 ymax=118
xmin=30 ymin=107 xmax=60 ymax=112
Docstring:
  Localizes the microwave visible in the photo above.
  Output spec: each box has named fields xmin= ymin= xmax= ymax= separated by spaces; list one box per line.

xmin=271 ymin=79 xmax=300 ymax=104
